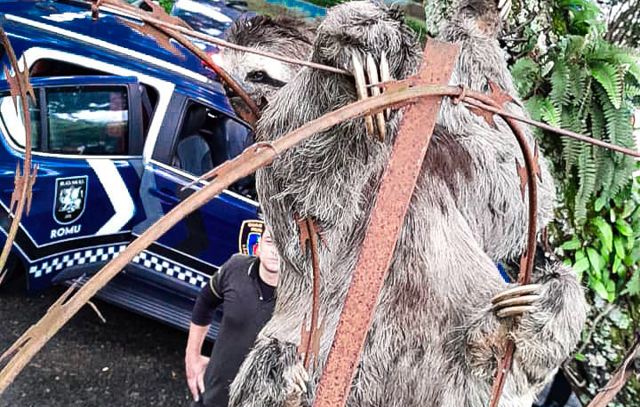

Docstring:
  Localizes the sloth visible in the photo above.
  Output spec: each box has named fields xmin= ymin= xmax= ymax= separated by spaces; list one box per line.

xmin=217 ymin=15 xmax=317 ymax=110
xmin=228 ymin=1 xmax=588 ymax=406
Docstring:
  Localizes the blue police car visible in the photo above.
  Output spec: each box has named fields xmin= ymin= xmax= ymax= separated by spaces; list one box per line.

xmin=0 ymin=0 xmax=262 ymax=339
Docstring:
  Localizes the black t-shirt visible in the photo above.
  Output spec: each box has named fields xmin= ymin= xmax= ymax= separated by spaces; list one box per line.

xmin=191 ymin=254 xmax=276 ymax=407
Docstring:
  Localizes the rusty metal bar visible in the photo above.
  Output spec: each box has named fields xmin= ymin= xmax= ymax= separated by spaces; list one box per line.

xmin=483 ymin=88 xmax=539 ymax=407
xmin=0 ymin=77 xmax=636 ymax=396
xmin=587 ymin=332 xmax=640 ymax=407
xmin=297 ymin=217 xmax=323 ymax=369
xmin=0 ymin=27 xmax=38 ymax=283
xmin=0 ymin=79 xmax=461 ymax=394
xmin=312 ymin=40 xmax=460 ymax=407
xmin=86 ymin=0 xmax=350 ymax=76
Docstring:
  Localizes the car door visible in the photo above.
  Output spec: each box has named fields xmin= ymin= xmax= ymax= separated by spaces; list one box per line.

xmin=0 ymin=75 xmax=145 ymax=291
xmin=132 ymin=92 xmax=261 ymax=297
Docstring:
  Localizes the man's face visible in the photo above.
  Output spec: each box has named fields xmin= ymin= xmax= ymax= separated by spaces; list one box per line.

xmin=257 ymin=228 xmax=280 ymax=274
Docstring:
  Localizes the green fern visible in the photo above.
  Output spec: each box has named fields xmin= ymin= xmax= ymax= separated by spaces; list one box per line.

xmin=591 ymin=62 xmax=624 ymax=108
xmin=510 ymin=57 xmax=539 ymax=97
xmin=551 ymin=60 xmax=570 ymax=106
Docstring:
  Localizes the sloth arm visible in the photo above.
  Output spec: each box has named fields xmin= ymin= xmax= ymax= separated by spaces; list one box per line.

xmin=418 ymin=194 xmax=586 ymax=397
xmin=457 ymin=258 xmax=586 ymax=396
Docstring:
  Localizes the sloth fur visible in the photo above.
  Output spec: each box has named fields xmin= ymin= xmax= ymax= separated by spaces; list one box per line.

xmin=228 ymin=1 xmax=588 ymax=406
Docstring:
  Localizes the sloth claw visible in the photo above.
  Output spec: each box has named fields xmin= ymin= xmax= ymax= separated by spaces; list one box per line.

xmin=496 ymin=305 xmax=535 ymax=319
xmin=491 ymin=284 xmax=541 ymax=305
xmin=351 ymin=51 xmax=391 ymax=141
xmin=491 ymin=284 xmax=541 ymax=319
xmin=366 ymin=53 xmax=386 ymax=141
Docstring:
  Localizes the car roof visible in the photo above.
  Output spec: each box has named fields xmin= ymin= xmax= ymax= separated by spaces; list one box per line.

xmin=0 ymin=0 xmax=241 ymax=120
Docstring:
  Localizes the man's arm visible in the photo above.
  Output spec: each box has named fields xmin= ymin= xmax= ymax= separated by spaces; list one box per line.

xmin=185 ymin=272 xmax=224 ymax=401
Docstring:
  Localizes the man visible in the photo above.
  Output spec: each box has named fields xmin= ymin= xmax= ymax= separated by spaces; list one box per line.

xmin=185 ymin=224 xmax=280 ymax=406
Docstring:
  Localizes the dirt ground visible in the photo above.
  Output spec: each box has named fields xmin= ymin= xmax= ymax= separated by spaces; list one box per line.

xmin=0 ymin=283 xmax=203 ymax=407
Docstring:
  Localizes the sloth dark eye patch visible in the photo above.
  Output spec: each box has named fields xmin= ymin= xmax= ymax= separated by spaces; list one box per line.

xmin=245 ymin=70 xmax=287 ymax=88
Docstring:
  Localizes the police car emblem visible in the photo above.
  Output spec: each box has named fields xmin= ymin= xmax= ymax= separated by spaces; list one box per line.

xmin=238 ymin=220 xmax=264 ymax=256
xmin=54 ymin=176 xmax=88 ymax=224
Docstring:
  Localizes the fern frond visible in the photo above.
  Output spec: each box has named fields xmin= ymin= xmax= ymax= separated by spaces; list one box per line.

xmin=574 ymin=146 xmax=597 ymax=224
xmin=540 ymin=98 xmax=562 ymax=127
xmin=511 ymin=57 xmax=539 ymax=98
xmin=567 ymin=67 xmax=589 ymax=104
xmin=591 ymin=62 xmax=624 ymax=109
xmin=551 ymin=60 xmax=570 ymax=107
xmin=626 ymin=84 xmax=640 ymax=99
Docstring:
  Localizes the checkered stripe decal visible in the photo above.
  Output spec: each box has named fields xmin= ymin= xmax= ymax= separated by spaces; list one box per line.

xmin=134 ymin=251 xmax=208 ymax=287
xmin=28 ymin=245 xmax=127 ymax=278
xmin=28 ymin=246 xmax=209 ymax=287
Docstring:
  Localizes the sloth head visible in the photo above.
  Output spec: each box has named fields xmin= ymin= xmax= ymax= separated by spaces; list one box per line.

xmin=445 ymin=0 xmax=511 ymax=40
xmin=217 ymin=15 xmax=316 ymax=110
xmin=312 ymin=1 xmax=420 ymax=85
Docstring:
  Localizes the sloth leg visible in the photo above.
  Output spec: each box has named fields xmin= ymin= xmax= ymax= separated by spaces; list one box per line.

xmin=228 ymin=337 xmax=311 ymax=407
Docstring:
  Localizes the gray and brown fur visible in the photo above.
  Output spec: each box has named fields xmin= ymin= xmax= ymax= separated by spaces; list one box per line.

xmin=229 ymin=1 xmax=588 ymax=406
xmin=219 ymin=15 xmax=317 ymax=109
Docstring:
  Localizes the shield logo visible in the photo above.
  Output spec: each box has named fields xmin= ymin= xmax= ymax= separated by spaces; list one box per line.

xmin=238 ymin=219 xmax=265 ymax=256
xmin=53 ymin=176 xmax=88 ymax=224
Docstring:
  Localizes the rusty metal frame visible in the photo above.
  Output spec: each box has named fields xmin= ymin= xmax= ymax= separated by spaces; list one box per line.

xmin=0 ymin=28 xmax=38 ymax=285
xmin=313 ymin=40 xmax=461 ymax=406
xmin=0 ymin=23 xmax=638 ymax=400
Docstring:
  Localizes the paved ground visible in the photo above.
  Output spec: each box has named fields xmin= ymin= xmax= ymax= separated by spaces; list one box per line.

xmin=0 ymin=281 xmax=206 ymax=407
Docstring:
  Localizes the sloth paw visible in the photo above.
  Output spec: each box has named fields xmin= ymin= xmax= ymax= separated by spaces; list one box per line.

xmin=491 ymin=283 xmax=541 ymax=318
xmin=283 ymin=362 xmax=310 ymax=407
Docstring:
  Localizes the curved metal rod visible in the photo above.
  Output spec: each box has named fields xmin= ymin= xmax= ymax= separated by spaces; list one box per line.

xmin=0 ymin=82 xmax=445 ymax=394
xmin=95 ymin=0 xmax=261 ymax=122
xmin=92 ymin=0 xmax=351 ymax=76
xmin=0 ymin=81 xmax=634 ymax=394
xmin=478 ymin=97 xmax=538 ymax=407
xmin=0 ymin=28 xmax=37 ymax=284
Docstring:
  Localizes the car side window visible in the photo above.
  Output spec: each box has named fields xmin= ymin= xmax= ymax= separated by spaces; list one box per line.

xmin=45 ymin=86 xmax=129 ymax=155
xmin=0 ymin=85 xmax=132 ymax=156
xmin=171 ymin=101 xmax=256 ymax=198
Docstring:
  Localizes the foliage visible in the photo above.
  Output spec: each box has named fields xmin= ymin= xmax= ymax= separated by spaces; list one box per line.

xmin=555 ymin=175 xmax=640 ymax=303
xmin=404 ymin=16 xmax=427 ymax=44
xmin=159 ymin=0 xmax=174 ymax=14
xmin=518 ymin=34 xmax=639 ymax=224
xmin=503 ymin=0 xmax=640 ymax=402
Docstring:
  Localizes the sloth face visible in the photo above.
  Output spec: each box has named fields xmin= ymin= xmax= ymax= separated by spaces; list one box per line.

xmin=216 ymin=15 xmax=316 ymax=110
xmin=216 ymin=50 xmax=298 ymax=109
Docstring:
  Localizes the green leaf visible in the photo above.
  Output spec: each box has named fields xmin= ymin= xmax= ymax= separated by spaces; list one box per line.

xmin=561 ymin=238 xmax=582 ymax=251
xmin=586 ymin=247 xmax=604 ymax=275
xmin=594 ymin=195 xmax=607 ymax=211
xmin=591 ymin=279 xmax=610 ymax=300
xmin=591 ymin=217 xmax=613 ymax=253
xmin=574 ymin=353 xmax=587 ymax=362
xmin=606 ymin=279 xmax=616 ymax=302
xmin=573 ymin=256 xmax=590 ymax=279
xmin=613 ymin=255 xmax=622 ymax=275
xmin=615 ymin=219 xmax=633 ymax=236
xmin=621 ymin=201 xmax=636 ymax=219
xmin=623 ymin=271 xmax=640 ymax=296
xmin=614 ymin=236 xmax=626 ymax=259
